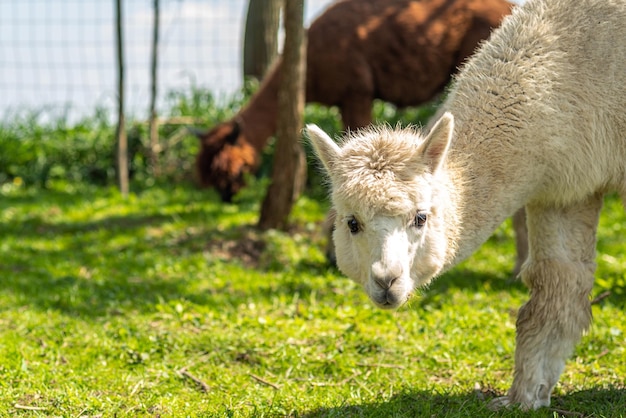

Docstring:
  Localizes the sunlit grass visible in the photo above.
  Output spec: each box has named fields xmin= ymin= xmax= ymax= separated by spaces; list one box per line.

xmin=0 ymin=87 xmax=623 ymax=416
xmin=0 ymin=181 xmax=624 ymax=417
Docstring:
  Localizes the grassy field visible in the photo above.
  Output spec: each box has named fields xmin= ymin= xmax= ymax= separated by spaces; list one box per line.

xmin=1 ymin=177 xmax=625 ymax=417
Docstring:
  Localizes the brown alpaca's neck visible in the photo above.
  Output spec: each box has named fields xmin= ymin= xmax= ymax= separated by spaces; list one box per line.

xmin=237 ymin=59 xmax=283 ymax=152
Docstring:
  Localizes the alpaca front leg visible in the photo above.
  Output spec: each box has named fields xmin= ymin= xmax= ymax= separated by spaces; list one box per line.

xmin=491 ymin=197 xmax=602 ymax=410
xmin=511 ymin=208 xmax=528 ymax=277
xmin=492 ymin=259 xmax=595 ymax=410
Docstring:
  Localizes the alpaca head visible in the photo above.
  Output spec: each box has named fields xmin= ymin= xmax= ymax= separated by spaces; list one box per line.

xmin=195 ymin=120 xmax=259 ymax=202
xmin=307 ymin=114 xmax=454 ymax=309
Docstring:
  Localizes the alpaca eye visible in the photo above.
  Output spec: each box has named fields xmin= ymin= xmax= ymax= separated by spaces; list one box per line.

xmin=347 ymin=217 xmax=360 ymax=234
xmin=414 ymin=212 xmax=428 ymax=228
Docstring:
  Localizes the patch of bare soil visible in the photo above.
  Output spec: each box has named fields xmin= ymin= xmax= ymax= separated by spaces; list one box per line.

xmin=206 ymin=227 xmax=266 ymax=268
xmin=205 ymin=221 xmax=325 ymax=268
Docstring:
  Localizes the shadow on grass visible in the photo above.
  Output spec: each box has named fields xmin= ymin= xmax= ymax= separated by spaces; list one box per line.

xmin=300 ymin=386 xmax=626 ymax=418
xmin=422 ymin=267 xmax=526 ymax=298
xmin=0 ymin=185 xmax=327 ymax=318
xmin=418 ymin=259 xmax=626 ymax=310
xmin=0 ymin=189 xmax=194 ymax=314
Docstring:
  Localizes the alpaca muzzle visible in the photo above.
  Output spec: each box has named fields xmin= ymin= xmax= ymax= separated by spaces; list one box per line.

xmin=368 ymin=261 xmax=406 ymax=309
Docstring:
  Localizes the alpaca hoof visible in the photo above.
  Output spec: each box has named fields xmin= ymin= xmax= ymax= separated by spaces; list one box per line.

xmin=506 ymin=258 xmax=524 ymax=284
xmin=506 ymin=271 xmax=520 ymax=284
xmin=488 ymin=391 xmax=551 ymax=411
xmin=488 ymin=396 xmax=512 ymax=411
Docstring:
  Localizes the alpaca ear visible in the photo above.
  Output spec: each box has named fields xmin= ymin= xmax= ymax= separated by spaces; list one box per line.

xmin=306 ymin=124 xmax=341 ymax=174
xmin=419 ymin=112 xmax=454 ymax=173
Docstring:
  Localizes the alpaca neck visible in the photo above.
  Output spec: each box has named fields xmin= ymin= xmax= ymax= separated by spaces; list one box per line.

xmin=435 ymin=45 xmax=548 ymax=272
xmin=237 ymin=59 xmax=283 ymax=152
xmin=439 ymin=122 xmax=533 ymax=272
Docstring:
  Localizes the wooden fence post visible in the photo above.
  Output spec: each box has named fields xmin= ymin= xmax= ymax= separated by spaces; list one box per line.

xmin=148 ymin=0 xmax=160 ymax=177
xmin=115 ymin=0 xmax=129 ymax=197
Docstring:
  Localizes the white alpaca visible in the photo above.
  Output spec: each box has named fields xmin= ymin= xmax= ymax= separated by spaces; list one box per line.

xmin=307 ymin=0 xmax=626 ymax=410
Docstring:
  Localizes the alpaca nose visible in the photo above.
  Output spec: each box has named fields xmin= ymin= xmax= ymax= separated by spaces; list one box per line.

xmin=373 ymin=275 xmax=398 ymax=291
xmin=371 ymin=261 xmax=402 ymax=290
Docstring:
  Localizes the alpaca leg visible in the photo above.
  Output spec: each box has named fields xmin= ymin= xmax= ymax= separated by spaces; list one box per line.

xmin=491 ymin=194 xmax=603 ymax=410
xmin=339 ymin=96 xmax=373 ymax=130
xmin=323 ymin=208 xmax=337 ymax=265
xmin=511 ymin=208 xmax=528 ymax=277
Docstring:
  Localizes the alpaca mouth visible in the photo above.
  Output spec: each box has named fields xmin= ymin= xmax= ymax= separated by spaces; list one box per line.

xmin=372 ymin=294 xmax=404 ymax=309
xmin=368 ymin=285 xmax=408 ymax=309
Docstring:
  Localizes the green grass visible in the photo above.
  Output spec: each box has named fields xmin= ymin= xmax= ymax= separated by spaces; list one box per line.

xmin=1 ymin=180 xmax=625 ymax=417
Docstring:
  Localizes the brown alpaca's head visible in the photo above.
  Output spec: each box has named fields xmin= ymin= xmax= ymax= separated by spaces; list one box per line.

xmin=195 ymin=121 xmax=259 ymax=202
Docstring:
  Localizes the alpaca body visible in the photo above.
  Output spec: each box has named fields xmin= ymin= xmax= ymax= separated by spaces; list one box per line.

xmin=442 ymin=0 xmax=626 ymax=267
xmin=307 ymin=0 xmax=626 ymax=410
xmin=305 ymin=0 xmax=512 ymax=126
xmin=195 ymin=0 xmax=513 ymax=201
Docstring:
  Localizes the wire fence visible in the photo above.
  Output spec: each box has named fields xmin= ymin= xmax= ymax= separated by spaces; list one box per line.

xmin=0 ymin=0 xmax=332 ymax=123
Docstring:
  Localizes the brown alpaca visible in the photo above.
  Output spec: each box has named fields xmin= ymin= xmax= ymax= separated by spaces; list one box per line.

xmin=196 ymin=0 xmax=513 ymax=202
